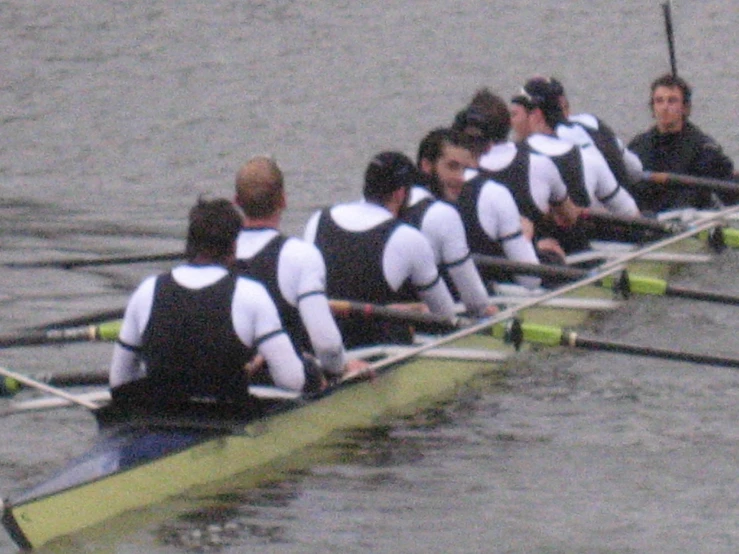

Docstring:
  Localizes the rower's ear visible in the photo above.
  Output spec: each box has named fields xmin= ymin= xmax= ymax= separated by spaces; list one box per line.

xmin=419 ymin=158 xmax=433 ymax=175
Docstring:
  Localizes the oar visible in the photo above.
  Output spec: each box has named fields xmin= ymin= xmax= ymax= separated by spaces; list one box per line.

xmin=0 ymin=370 xmax=109 ymax=397
xmin=0 ymin=321 xmax=120 ymax=349
xmin=0 ymin=367 xmax=100 ymax=409
xmin=328 ymin=299 xmax=462 ymax=333
xmin=341 ymin=202 xmax=739 ymax=383
xmin=577 ymin=210 xmax=679 ymax=241
xmin=36 ymin=300 xmax=465 ymax=335
xmin=643 ymin=171 xmax=739 ymax=197
xmin=494 ymin=321 xmax=739 ymax=369
xmin=474 ymin=255 xmax=739 ymax=306
xmin=30 ymin=308 xmax=126 ymax=331
xmin=4 ymin=251 xmax=184 ymax=270
xmin=473 ymin=254 xmax=591 ymax=282
xmin=662 ymin=1 xmax=678 ymax=76
xmin=603 ymin=273 xmax=739 ymax=305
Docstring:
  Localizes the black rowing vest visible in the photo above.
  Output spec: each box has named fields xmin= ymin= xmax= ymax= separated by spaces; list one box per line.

xmin=400 ymin=195 xmax=463 ymax=302
xmin=140 ymin=272 xmax=253 ymax=403
xmin=314 ymin=208 xmax=415 ymax=347
xmin=527 ymin=138 xmax=590 ymax=208
xmin=456 ymin=176 xmax=506 ymax=258
xmin=572 ymin=119 xmax=631 ymax=188
xmin=401 ymin=196 xmax=435 ymax=229
xmin=478 ymin=142 xmax=545 ymax=227
xmin=233 ymin=234 xmax=312 ymax=356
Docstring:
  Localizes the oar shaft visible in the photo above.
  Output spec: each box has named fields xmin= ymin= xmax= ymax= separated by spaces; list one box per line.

xmin=497 ymin=321 xmax=739 ymax=369
xmin=329 ymin=300 xmax=460 ymax=332
xmin=5 ymin=251 xmax=184 ymax=269
xmin=579 ymin=210 xmax=676 ymax=237
xmin=604 ymin=273 xmax=739 ymax=306
xmin=662 ymin=1 xmax=678 ymax=76
xmin=1 ymin=371 xmax=109 ymax=397
xmin=0 ymin=321 xmax=121 ymax=349
xmin=568 ymin=334 xmax=739 ymax=368
xmin=473 ymin=254 xmax=587 ymax=282
xmin=644 ymin=171 xmax=739 ymax=195
xmin=0 ymin=367 xmax=99 ymax=409
xmin=31 ymin=308 xmax=126 ymax=331
xmin=664 ymin=285 xmax=739 ymax=306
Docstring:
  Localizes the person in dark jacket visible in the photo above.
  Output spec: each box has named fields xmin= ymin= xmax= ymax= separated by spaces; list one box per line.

xmin=627 ymin=73 xmax=735 ymax=213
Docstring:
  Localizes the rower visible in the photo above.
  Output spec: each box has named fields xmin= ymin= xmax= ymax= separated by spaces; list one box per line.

xmin=627 ymin=73 xmax=736 ymax=214
xmin=420 ymin=120 xmax=543 ymax=288
xmin=549 ymin=76 xmax=645 ymax=187
xmin=510 ymin=76 xmax=641 ymax=251
xmin=232 ymin=155 xmax=366 ymax=380
xmin=109 ymin=197 xmax=321 ymax=414
xmin=303 ymin=151 xmax=457 ymax=348
xmin=411 ymin=126 xmax=538 ymax=294
xmin=451 ymin=88 xmax=580 ymax=266
xmin=401 ymin=128 xmax=497 ymax=316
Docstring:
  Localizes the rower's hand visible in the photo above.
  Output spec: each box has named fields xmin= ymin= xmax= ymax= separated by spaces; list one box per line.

xmin=520 ymin=216 xmax=535 ymax=240
xmin=482 ymin=304 xmax=500 ymax=317
xmin=387 ymin=302 xmax=428 ymax=313
xmin=244 ymin=354 xmax=265 ymax=376
xmin=342 ymin=358 xmax=374 ymax=381
xmin=535 ymin=238 xmax=567 ymax=261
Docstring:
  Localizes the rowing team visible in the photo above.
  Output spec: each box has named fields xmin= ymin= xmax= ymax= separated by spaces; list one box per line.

xmin=107 ymin=73 xmax=735 ymax=412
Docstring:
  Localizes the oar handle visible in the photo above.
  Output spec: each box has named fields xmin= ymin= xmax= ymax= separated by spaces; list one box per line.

xmin=329 ymin=299 xmax=460 ymax=332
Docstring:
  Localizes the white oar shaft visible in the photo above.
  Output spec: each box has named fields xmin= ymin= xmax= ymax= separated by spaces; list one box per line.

xmin=0 ymin=366 xmax=99 ymax=409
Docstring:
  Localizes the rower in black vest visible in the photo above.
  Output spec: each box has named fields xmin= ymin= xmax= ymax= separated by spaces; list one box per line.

xmin=234 ymin=234 xmax=311 ymax=356
xmin=233 ymin=156 xmax=364 ymax=379
xmin=314 ymin=206 xmax=418 ymax=347
xmin=304 ymin=151 xmax=457 ymax=348
xmin=451 ymin=89 xmax=580 ymax=263
xmin=109 ymin=197 xmax=313 ymax=415
xmin=141 ymin=271 xmax=252 ymax=403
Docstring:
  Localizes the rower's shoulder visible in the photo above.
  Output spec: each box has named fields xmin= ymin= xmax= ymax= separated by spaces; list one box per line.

xmin=527 ymin=133 xmax=576 ymax=157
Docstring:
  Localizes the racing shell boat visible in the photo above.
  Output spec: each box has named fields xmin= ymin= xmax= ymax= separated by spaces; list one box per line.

xmin=2 ymin=208 xmax=737 ymax=550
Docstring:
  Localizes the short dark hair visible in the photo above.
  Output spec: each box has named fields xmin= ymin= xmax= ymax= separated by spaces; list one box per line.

xmin=185 ymin=197 xmax=242 ymax=261
xmin=417 ymin=127 xmax=473 ymax=166
xmin=363 ymin=151 xmax=418 ymax=203
xmin=649 ymin=73 xmax=692 ymax=106
xmin=417 ymin=128 xmax=475 ymax=197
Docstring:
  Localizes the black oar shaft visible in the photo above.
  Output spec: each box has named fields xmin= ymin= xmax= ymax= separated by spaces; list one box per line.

xmin=472 ymin=254 xmax=587 ymax=282
xmin=662 ymin=1 xmax=678 ymax=76
xmin=32 ymin=308 xmax=126 ymax=331
xmin=579 ymin=210 xmax=676 ymax=236
xmin=6 ymin=251 xmax=184 ymax=270
xmin=1 ymin=371 xmax=109 ymax=397
xmin=664 ymin=285 xmax=739 ymax=306
xmin=567 ymin=333 xmax=739 ymax=368
xmin=500 ymin=322 xmax=739 ymax=370
xmin=645 ymin=171 xmax=739 ymax=195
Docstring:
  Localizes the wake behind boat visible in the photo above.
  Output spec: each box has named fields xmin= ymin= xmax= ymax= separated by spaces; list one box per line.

xmin=3 ymin=205 xmax=739 ymax=549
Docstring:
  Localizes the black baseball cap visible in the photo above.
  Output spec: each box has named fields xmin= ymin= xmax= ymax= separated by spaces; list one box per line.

xmin=511 ymin=77 xmax=563 ymax=115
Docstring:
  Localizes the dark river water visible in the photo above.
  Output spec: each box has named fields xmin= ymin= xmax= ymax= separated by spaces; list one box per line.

xmin=0 ymin=1 xmax=737 ymax=552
